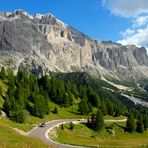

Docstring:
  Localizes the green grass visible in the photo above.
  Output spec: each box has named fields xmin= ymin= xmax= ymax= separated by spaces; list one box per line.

xmin=25 ymin=101 xmax=87 ymax=125
xmin=0 ymin=101 xmax=85 ymax=132
xmin=0 ymin=118 xmax=47 ymax=148
xmin=52 ymin=122 xmax=148 ymax=148
xmin=0 ymin=99 xmax=88 ymax=148
xmin=0 ymin=97 xmax=126 ymax=132
xmin=104 ymin=115 xmax=126 ymax=120
xmin=0 ymin=118 xmax=34 ymax=132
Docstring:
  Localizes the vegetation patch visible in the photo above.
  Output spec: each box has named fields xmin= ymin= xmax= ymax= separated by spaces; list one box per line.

xmin=52 ymin=122 xmax=148 ymax=147
xmin=0 ymin=118 xmax=47 ymax=148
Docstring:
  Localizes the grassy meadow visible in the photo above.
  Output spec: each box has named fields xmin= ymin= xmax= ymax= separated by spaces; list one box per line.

xmin=51 ymin=122 xmax=148 ymax=148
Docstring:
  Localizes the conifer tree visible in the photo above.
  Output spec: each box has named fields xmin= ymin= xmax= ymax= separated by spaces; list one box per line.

xmin=91 ymin=113 xmax=96 ymax=129
xmin=79 ymin=96 xmax=92 ymax=115
xmin=61 ymin=123 xmax=64 ymax=130
xmin=143 ymin=115 xmax=148 ymax=131
xmin=101 ymin=100 xmax=107 ymax=115
xmin=3 ymin=95 xmax=11 ymax=116
xmin=87 ymin=117 xmax=90 ymax=126
xmin=64 ymin=93 xmax=70 ymax=107
xmin=69 ymin=122 xmax=74 ymax=130
xmin=53 ymin=106 xmax=58 ymax=114
xmin=68 ymin=91 xmax=74 ymax=106
xmin=126 ymin=113 xmax=136 ymax=133
xmin=72 ymin=82 xmax=78 ymax=98
xmin=0 ymin=66 xmax=6 ymax=80
xmin=136 ymin=114 xmax=144 ymax=133
xmin=33 ymin=95 xmax=47 ymax=118
xmin=95 ymin=109 xmax=104 ymax=132
xmin=15 ymin=110 xmax=25 ymax=123
xmin=107 ymin=100 xmax=114 ymax=116
xmin=15 ymin=83 xmax=25 ymax=109
xmin=7 ymin=69 xmax=15 ymax=86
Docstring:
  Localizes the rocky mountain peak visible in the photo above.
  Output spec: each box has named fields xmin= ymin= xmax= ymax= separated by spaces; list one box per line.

xmin=0 ymin=10 xmax=148 ymax=81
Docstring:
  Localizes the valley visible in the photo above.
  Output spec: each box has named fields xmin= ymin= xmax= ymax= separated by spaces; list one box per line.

xmin=0 ymin=9 xmax=148 ymax=148
xmin=0 ymin=68 xmax=148 ymax=147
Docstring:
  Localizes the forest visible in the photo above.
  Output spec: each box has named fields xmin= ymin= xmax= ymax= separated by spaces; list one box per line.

xmin=0 ymin=67 xmax=147 ymax=133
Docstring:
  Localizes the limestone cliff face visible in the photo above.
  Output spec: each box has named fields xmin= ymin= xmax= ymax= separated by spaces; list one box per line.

xmin=0 ymin=10 xmax=148 ymax=80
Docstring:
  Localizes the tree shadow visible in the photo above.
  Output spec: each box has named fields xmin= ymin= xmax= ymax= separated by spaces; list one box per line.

xmin=114 ymin=123 xmax=126 ymax=131
xmin=67 ymin=110 xmax=81 ymax=115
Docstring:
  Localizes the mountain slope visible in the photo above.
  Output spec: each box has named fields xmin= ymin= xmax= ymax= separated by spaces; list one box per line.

xmin=0 ymin=10 xmax=148 ymax=85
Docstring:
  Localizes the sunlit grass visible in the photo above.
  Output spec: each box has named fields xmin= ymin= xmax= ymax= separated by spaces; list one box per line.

xmin=52 ymin=122 xmax=148 ymax=147
xmin=0 ymin=118 xmax=47 ymax=148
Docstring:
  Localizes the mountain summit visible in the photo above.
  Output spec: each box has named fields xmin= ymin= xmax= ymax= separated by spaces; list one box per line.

xmin=0 ymin=10 xmax=148 ymax=83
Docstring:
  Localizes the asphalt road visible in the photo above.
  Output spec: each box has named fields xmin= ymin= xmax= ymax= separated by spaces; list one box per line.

xmin=28 ymin=119 xmax=127 ymax=148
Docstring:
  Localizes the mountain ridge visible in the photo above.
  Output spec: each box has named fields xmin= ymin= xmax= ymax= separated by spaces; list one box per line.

xmin=0 ymin=10 xmax=148 ymax=85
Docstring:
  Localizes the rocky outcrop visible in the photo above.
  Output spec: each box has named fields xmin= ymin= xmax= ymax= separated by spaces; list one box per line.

xmin=0 ymin=10 xmax=148 ymax=81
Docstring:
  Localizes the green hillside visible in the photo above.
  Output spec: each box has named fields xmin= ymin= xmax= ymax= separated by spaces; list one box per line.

xmin=0 ymin=118 xmax=47 ymax=148
xmin=52 ymin=122 xmax=148 ymax=147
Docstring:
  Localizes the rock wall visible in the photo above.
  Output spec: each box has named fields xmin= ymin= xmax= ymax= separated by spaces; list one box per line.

xmin=0 ymin=10 xmax=148 ymax=79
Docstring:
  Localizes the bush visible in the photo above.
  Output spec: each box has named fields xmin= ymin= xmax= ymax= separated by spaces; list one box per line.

xmin=15 ymin=110 xmax=25 ymax=123
xmin=69 ymin=122 xmax=74 ymax=130
xmin=53 ymin=106 xmax=58 ymax=114
xmin=61 ymin=123 xmax=64 ymax=130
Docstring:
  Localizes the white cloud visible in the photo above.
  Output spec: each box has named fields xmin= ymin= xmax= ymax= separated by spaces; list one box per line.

xmin=102 ymin=0 xmax=148 ymax=50
xmin=118 ymin=26 xmax=148 ymax=48
xmin=133 ymin=15 xmax=148 ymax=27
xmin=103 ymin=0 xmax=148 ymax=17
xmin=118 ymin=15 xmax=148 ymax=49
xmin=120 ymin=28 xmax=135 ymax=37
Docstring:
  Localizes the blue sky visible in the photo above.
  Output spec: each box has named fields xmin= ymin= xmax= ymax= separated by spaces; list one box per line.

xmin=0 ymin=0 xmax=148 ymax=48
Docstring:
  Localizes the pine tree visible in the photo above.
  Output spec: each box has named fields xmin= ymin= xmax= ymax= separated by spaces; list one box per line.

xmin=114 ymin=105 xmax=121 ymax=117
xmin=50 ymin=78 xmax=57 ymax=100
xmin=3 ymin=95 xmax=11 ymax=116
xmin=61 ymin=123 xmax=64 ymax=130
xmin=72 ymin=83 xmax=78 ymax=98
xmin=15 ymin=110 xmax=25 ymax=123
xmin=53 ymin=106 xmax=58 ymax=114
xmin=126 ymin=113 xmax=136 ymax=133
xmin=101 ymin=100 xmax=107 ymax=115
xmin=91 ymin=113 xmax=96 ymax=129
xmin=79 ymin=85 xmax=87 ymax=98
xmin=95 ymin=109 xmax=104 ymax=132
xmin=79 ymin=96 xmax=92 ymax=115
xmin=136 ymin=114 xmax=144 ymax=133
xmin=143 ymin=115 xmax=148 ymax=131
xmin=87 ymin=88 xmax=100 ymax=107
xmin=69 ymin=91 xmax=74 ymax=106
xmin=107 ymin=100 xmax=114 ymax=116
xmin=65 ymin=80 xmax=71 ymax=93
xmin=15 ymin=83 xmax=25 ymax=109
xmin=87 ymin=117 xmax=90 ymax=126
xmin=69 ymin=122 xmax=74 ymax=130
xmin=7 ymin=69 xmax=15 ymax=86
xmin=33 ymin=95 xmax=47 ymax=118
xmin=0 ymin=66 xmax=6 ymax=80
xmin=64 ymin=93 xmax=70 ymax=107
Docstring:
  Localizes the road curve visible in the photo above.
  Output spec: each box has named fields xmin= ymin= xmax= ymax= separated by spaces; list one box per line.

xmin=28 ymin=119 xmax=127 ymax=148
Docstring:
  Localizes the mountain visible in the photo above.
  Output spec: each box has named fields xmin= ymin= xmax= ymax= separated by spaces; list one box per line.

xmin=0 ymin=10 xmax=148 ymax=88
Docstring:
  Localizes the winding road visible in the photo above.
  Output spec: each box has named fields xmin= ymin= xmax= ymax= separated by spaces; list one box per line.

xmin=28 ymin=118 xmax=127 ymax=148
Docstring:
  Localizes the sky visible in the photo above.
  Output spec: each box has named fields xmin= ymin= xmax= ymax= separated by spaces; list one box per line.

xmin=0 ymin=0 xmax=148 ymax=48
